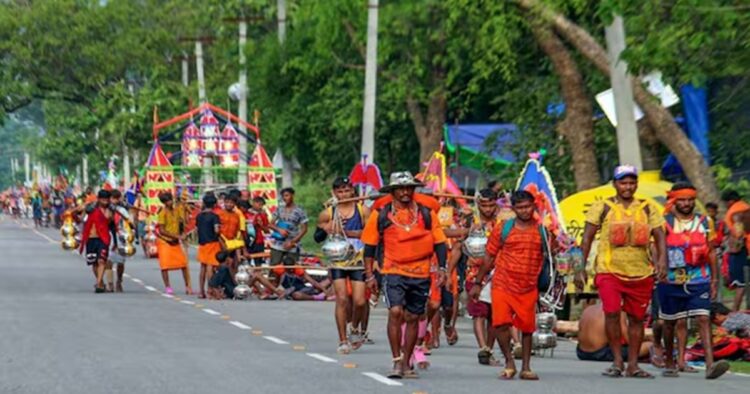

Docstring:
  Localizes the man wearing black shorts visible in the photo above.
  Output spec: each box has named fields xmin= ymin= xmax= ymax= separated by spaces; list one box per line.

xmin=79 ymin=190 xmax=114 ymax=293
xmin=363 ymin=172 xmax=448 ymax=379
xmin=316 ymin=177 xmax=370 ymax=354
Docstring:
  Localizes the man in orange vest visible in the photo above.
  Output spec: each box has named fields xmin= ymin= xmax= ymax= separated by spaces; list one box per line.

xmin=578 ymin=165 xmax=667 ymax=379
xmin=362 ymin=172 xmax=448 ymax=379
xmin=721 ymin=190 xmax=750 ymax=311
xmin=658 ymin=183 xmax=729 ymax=379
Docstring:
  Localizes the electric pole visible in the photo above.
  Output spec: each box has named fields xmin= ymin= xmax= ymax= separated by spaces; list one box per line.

xmin=361 ymin=0 xmax=379 ymax=162
xmin=605 ymin=15 xmax=643 ymax=171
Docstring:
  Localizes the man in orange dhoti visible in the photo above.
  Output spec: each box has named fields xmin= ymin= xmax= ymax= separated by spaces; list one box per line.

xmin=157 ymin=192 xmax=191 ymax=295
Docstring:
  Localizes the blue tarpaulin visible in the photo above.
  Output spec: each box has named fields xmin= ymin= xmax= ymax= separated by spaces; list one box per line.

xmin=662 ymin=84 xmax=711 ymax=179
xmin=443 ymin=124 xmax=517 ymax=165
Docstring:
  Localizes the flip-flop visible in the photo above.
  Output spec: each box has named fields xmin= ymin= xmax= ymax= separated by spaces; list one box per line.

xmin=662 ymin=368 xmax=679 ymax=378
xmin=705 ymin=360 xmax=730 ymax=380
xmin=478 ymin=348 xmax=492 ymax=365
xmin=679 ymin=365 xmax=700 ymax=374
xmin=649 ymin=345 xmax=666 ymax=369
xmin=387 ymin=357 xmax=404 ymax=379
xmin=626 ymin=369 xmax=655 ymax=379
xmin=403 ymin=369 xmax=420 ymax=379
xmin=499 ymin=368 xmax=517 ymax=380
xmin=520 ymin=370 xmax=540 ymax=381
xmin=601 ymin=364 xmax=623 ymax=378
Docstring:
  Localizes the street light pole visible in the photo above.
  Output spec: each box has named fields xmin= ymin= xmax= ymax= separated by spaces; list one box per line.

xmin=277 ymin=0 xmax=287 ymax=44
xmin=361 ymin=0 xmax=379 ymax=162
xmin=195 ymin=40 xmax=213 ymax=186
xmin=238 ymin=19 xmax=248 ymax=189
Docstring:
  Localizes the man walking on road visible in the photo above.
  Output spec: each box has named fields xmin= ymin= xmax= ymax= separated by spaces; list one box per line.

xmin=658 ymin=182 xmax=729 ymax=379
xmin=470 ymin=190 xmax=551 ymax=380
xmin=316 ymin=177 xmax=370 ymax=354
xmin=362 ymin=172 xmax=448 ymax=379
xmin=578 ymin=165 xmax=667 ymax=379
xmin=721 ymin=190 xmax=750 ymax=311
xmin=465 ymin=188 xmax=501 ymax=366
xmin=80 ymin=189 xmax=114 ymax=293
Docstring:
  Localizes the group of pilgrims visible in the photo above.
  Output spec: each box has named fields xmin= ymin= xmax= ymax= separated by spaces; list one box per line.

xmin=71 ymin=164 xmax=750 ymax=381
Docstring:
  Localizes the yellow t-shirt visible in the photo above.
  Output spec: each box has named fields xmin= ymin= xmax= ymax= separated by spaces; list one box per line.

xmin=585 ymin=199 xmax=665 ymax=279
xmin=158 ymin=207 xmax=182 ymax=236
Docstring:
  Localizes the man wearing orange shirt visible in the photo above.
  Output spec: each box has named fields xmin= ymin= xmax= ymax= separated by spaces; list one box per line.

xmin=722 ymin=190 xmax=750 ymax=311
xmin=363 ymin=172 xmax=448 ymax=379
xmin=471 ymin=190 xmax=550 ymax=381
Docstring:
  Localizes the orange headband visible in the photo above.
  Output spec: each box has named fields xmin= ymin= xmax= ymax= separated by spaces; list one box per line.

xmin=664 ymin=188 xmax=697 ymax=214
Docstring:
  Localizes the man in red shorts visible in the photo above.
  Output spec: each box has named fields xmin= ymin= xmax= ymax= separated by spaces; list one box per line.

xmin=578 ymin=165 xmax=666 ymax=379
xmin=470 ymin=190 xmax=551 ymax=380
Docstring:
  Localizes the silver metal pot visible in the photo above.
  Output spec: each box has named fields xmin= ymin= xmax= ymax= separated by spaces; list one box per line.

xmin=60 ymin=222 xmax=77 ymax=237
xmin=463 ymin=230 xmax=487 ymax=258
xmin=536 ymin=312 xmax=557 ymax=331
xmin=118 ymin=244 xmax=136 ymax=257
xmin=321 ymin=234 xmax=353 ymax=262
xmin=233 ymin=284 xmax=252 ymax=299
xmin=532 ymin=332 xmax=557 ymax=349
xmin=61 ymin=237 xmax=79 ymax=250
xmin=118 ymin=230 xmax=135 ymax=244
xmin=234 ymin=270 xmax=251 ymax=285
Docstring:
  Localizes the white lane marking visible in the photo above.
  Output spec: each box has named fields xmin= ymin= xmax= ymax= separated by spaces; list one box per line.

xmin=32 ymin=229 xmax=57 ymax=243
xmin=161 ymin=293 xmax=174 ymax=299
xmin=305 ymin=269 xmax=328 ymax=276
xmin=263 ymin=336 xmax=289 ymax=345
xmin=131 ymin=278 xmax=143 ymax=284
xmin=306 ymin=353 xmax=337 ymax=363
xmin=180 ymin=300 xmax=196 ymax=305
xmin=202 ymin=308 xmax=221 ymax=316
xmin=229 ymin=321 xmax=252 ymax=330
xmin=123 ymin=273 xmax=131 ymax=278
xmin=144 ymin=286 xmax=158 ymax=292
xmin=361 ymin=372 xmax=403 ymax=386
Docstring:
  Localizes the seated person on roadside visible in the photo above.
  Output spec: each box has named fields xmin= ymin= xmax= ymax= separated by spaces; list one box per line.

xmin=576 ymin=303 xmax=652 ymax=362
xmin=711 ymin=302 xmax=750 ymax=338
xmin=207 ymin=251 xmax=239 ymax=300
xmin=274 ymin=266 xmax=333 ymax=301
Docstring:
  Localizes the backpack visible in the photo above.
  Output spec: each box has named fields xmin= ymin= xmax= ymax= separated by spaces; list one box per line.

xmin=499 ymin=218 xmax=554 ymax=293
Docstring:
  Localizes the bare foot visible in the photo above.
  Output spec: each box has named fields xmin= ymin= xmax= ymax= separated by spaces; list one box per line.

xmin=185 ymin=287 xmax=194 ymax=296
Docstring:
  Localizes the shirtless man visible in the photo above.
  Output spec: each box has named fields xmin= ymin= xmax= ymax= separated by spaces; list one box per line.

xmin=577 ymin=303 xmax=651 ymax=362
xmin=79 ymin=190 xmax=114 ymax=293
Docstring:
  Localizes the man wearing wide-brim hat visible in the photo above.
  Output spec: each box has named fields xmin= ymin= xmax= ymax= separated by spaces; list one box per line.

xmin=361 ymin=171 xmax=448 ymax=379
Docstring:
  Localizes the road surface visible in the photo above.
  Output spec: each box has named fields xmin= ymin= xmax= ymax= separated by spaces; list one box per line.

xmin=1 ymin=215 xmax=747 ymax=393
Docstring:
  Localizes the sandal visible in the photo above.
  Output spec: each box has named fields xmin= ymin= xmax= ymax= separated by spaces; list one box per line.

xmin=412 ymin=346 xmax=430 ymax=370
xmin=520 ymin=370 xmax=539 ymax=381
xmin=387 ymin=356 xmax=404 ymax=379
xmin=499 ymin=368 xmax=517 ymax=380
xmin=478 ymin=348 xmax=492 ymax=365
xmin=626 ymin=369 xmax=655 ymax=379
xmin=601 ymin=364 xmax=623 ymax=378
xmin=649 ymin=345 xmax=666 ymax=369
xmin=678 ymin=365 xmax=699 ymax=374
xmin=445 ymin=325 xmax=458 ymax=346
xmin=705 ymin=360 xmax=730 ymax=380
xmin=337 ymin=342 xmax=352 ymax=355
xmin=488 ymin=354 xmax=501 ymax=367
xmin=403 ymin=368 xmax=419 ymax=379
xmin=662 ymin=368 xmax=679 ymax=378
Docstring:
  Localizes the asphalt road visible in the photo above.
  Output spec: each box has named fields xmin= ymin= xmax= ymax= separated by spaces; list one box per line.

xmin=1 ymin=215 xmax=748 ymax=394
